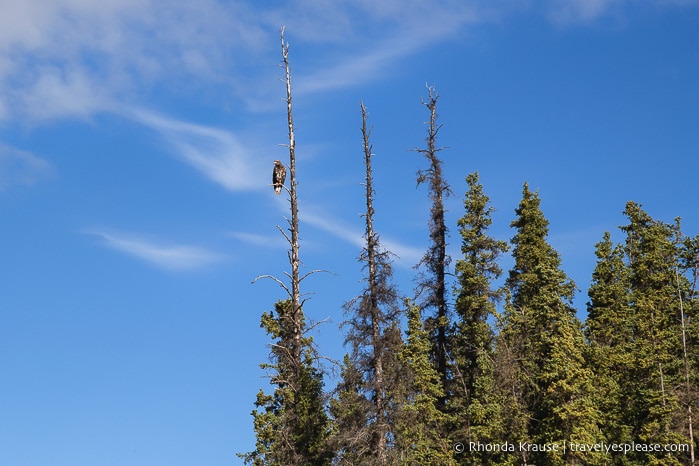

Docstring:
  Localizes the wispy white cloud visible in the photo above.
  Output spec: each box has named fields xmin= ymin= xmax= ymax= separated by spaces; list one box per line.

xmin=302 ymin=210 xmax=365 ymax=249
xmin=381 ymin=238 xmax=424 ymax=267
xmin=544 ymin=0 xmax=699 ymax=25
xmin=86 ymin=229 xmax=222 ymax=271
xmin=15 ymin=66 xmax=112 ymax=121
xmin=546 ymin=0 xmax=621 ymax=24
xmin=260 ymin=1 xmax=485 ymax=99
xmin=1 ymin=0 xmax=145 ymax=122
xmin=0 ymin=144 xmax=53 ymax=190
xmin=0 ymin=0 xmax=267 ymax=123
xmin=293 ymin=38 xmax=415 ymax=96
xmin=266 ymin=0 xmax=483 ymax=44
xmin=126 ymin=108 xmax=267 ymax=192
xmin=0 ymin=0 xmax=144 ymax=51
xmin=301 ymin=210 xmax=423 ymax=266
xmin=2 ymin=0 xmax=697 ymax=122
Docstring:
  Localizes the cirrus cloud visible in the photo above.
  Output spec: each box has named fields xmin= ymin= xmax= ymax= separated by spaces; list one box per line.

xmin=0 ymin=143 xmax=53 ymax=191
xmin=85 ymin=229 xmax=223 ymax=271
xmin=126 ymin=108 xmax=267 ymax=192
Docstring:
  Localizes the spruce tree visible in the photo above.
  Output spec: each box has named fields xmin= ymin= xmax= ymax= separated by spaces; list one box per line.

xmin=586 ymin=232 xmax=632 ymax=348
xmin=680 ymin=233 xmax=699 ymax=302
xmin=619 ymin=202 xmax=690 ymax=464
xmin=395 ymin=301 xmax=457 ymax=465
xmin=242 ymin=301 xmax=332 ymax=466
xmin=331 ymin=102 xmax=403 ymax=465
xmin=500 ymin=183 xmax=601 ymax=465
xmin=586 ymin=231 xmax=637 ymax=457
xmin=330 ymin=355 xmax=373 ymax=465
xmin=678 ymin=231 xmax=699 ymax=464
xmin=451 ymin=172 xmax=508 ymax=464
xmin=587 ymin=206 xmax=698 ymax=465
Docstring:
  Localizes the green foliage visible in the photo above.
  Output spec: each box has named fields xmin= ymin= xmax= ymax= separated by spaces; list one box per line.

xmin=451 ymin=172 xmax=509 ymax=464
xmin=499 ymin=183 xmax=603 ymax=465
xmin=329 ymin=355 xmax=373 ymax=465
xmin=240 ymin=300 xmax=332 ymax=466
xmin=619 ymin=203 xmax=691 ymax=463
xmin=586 ymin=232 xmax=633 ymax=348
xmin=395 ymin=301 xmax=458 ymax=465
xmin=586 ymin=232 xmax=637 ymax=455
xmin=585 ymin=203 xmax=698 ymax=464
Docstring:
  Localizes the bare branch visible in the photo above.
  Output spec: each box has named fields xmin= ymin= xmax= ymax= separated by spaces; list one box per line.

xmin=299 ymin=269 xmax=334 ymax=283
xmin=252 ymin=274 xmax=292 ymax=298
xmin=276 ymin=224 xmax=292 ymax=244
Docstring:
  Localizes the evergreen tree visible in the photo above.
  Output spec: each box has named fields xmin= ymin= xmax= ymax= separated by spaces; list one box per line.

xmin=413 ymin=86 xmax=452 ymax=406
xmin=586 ymin=232 xmax=632 ymax=348
xmin=680 ymin=233 xmax=699 ymax=302
xmin=618 ymin=202 xmax=690 ymax=464
xmin=586 ymin=231 xmax=637 ymax=460
xmin=587 ymin=205 xmax=698 ymax=464
xmin=678 ymin=229 xmax=699 ymax=464
xmin=395 ymin=301 xmax=457 ymax=465
xmin=331 ymin=102 xmax=403 ymax=465
xmin=451 ymin=172 xmax=509 ymax=464
xmin=500 ymin=183 xmax=601 ymax=465
xmin=241 ymin=301 xmax=332 ymax=466
xmin=330 ymin=355 xmax=373 ymax=465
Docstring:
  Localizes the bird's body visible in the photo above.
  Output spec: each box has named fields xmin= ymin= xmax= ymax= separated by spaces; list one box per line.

xmin=273 ymin=160 xmax=286 ymax=195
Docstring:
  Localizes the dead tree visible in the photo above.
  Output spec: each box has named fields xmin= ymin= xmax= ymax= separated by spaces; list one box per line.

xmin=332 ymin=102 xmax=403 ymax=465
xmin=413 ymin=86 xmax=452 ymax=407
xmin=243 ymin=28 xmax=331 ymax=466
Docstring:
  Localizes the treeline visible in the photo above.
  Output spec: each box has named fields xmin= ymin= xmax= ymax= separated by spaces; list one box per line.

xmin=240 ymin=32 xmax=698 ymax=466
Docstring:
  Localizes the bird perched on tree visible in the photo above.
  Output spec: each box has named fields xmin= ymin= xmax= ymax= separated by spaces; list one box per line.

xmin=272 ymin=160 xmax=286 ymax=195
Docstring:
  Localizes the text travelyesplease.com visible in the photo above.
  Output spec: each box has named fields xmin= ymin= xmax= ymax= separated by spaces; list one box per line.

xmin=453 ymin=441 xmax=691 ymax=455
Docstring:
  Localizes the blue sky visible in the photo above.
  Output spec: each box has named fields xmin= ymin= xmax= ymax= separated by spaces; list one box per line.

xmin=1 ymin=1 xmax=698 ymax=464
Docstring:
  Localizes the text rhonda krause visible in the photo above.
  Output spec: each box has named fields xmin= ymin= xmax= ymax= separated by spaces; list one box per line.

xmin=462 ymin=441 xmax=691 ymax=454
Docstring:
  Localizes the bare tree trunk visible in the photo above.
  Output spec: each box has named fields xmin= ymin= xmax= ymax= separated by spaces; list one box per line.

xmin=674 ymin=226 xmax=696 ymax=465
xmin=678 ymin=281 xmax=695 ymax=465
xmin=281 ymin=28 xmax=302 ymax=367
xmin=360 ymin=101 xmax=387 ymax=463
xmin=245 ymin=28 xmax=331 ymax=466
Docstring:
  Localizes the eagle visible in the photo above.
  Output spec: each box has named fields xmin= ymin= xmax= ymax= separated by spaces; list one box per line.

xmin=272 ymin=160 xmax=286 ymax=195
